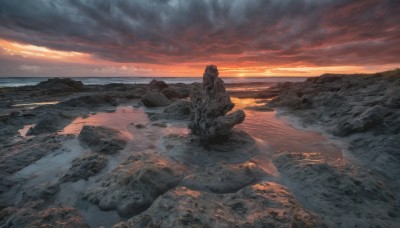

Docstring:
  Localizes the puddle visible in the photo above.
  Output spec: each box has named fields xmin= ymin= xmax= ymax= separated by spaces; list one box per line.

xmin=12 ymin=139 xmax=86 ymax=189
xmin=60 ymin=105 xmax=147 ymax=138
xmin=232 ymin=97 xmax=344 ymax=162
xmin=7 ymin=100 xmax=345 ymax=227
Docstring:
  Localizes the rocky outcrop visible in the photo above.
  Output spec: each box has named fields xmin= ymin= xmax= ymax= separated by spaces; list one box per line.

xmin=148 ymin=100 xmax=191 ymax=121
xmin=273 ymin=152 xmax=399 ymax=227
xmin=148 ymin=79 xmax=168 ymax=91
xmin=59 ymin=94 xmax=117 ymax=108
xmin=189 ymin=65 xmax=245 ymax=143
xmin=266 ymin=70 xmax=400 ymax=186
xmin=26 ymin=112 xmax=71 ymax=135
xmin=78 ymin=126 xmax=128 ymax=154
xmin=141 ymin=90 xmax=171 ymax=107
xmin=1 ymin=181 xmax=89 ymax=227
xmin=181 ymin=161 xmax=265 ymax=193
xmin=61 ymin=153 xmax=108 ymax=182
xmin=117 ymin=181 xmax=322 ymax=228
xmin=85 ymin=151 xmax=187 ymax=218
xmin=2 ymin=206 xmax=89 ymax=228
xmin=140 ymin=80 xmax=172 ymax=107
xmin=36 ymin=78 xmax=84 ymax=94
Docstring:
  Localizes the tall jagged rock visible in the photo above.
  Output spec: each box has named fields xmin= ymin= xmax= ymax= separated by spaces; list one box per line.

xmin=189 ymin=65 xmax=245 ymax=144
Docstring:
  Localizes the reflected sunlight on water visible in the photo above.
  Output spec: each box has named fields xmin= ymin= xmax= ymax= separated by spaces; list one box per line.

xmin=60 ymin=106 xmax=148 ymax=139
xmin=231 ymin=97 xmax=343 ymax=162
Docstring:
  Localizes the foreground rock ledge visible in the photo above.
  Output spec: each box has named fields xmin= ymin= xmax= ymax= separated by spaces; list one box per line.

xmin=189 ymin=65 xmax=245 ymax=144
xmin=115 ymin=181 xmax=322 ymax=228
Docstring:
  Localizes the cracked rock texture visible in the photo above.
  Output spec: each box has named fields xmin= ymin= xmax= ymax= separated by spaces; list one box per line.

xmin=189 ymin=65 xmax=245 ymax=144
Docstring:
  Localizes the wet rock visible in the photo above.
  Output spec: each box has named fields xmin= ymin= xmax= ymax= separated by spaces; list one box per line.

xmin=85 ymin=150 xmax=187 ymax=218
xmin=266 ymin=70 xmax=400 ymax=184
xmin=273 ymin=152 xmax=399 ymax=227
xmin=0 ymin=134 xmax=67 ymax=175
xmin=78 ymin=126 xmax=128 ymax=154
xmin=149 ymin=100 xmax=191 ymax=121
xmin=189 ymin=65 xmax=245 ymax=144
xmin=181 ymin=161 xmax=265 ymax=193
xmin=148 ymin=79 xmax=168 ymax=91
xmin=163 ymin=130 xmax=258 ymax=166
xmin=141 ymin=90 xmax=171 ymax=107
xmin=334 ymin=105 xmax=391 ymax=136
xmin=161 ymin=87 xmax=180 ymax=99
xmin=59 ymin=94 xmax=117 ymax=108
xmin=36 ymin=78 xmax=84 ymax=93
xmin=61 ymin=153 xmax=108 ymax=182
xmin=385 ymin=94 xmax=400 ymax=108
xmin=19 ymin=182 xmax=60 ymax=206
xmin=2 ymin=206 xmax=89 ymax=228
xmin=26 ymin=112 xmax=71 ymax=135
xmin=119 ymin=181 xmax=322 ymax=227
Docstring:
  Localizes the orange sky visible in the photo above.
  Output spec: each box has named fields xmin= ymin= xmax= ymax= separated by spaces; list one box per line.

xmin=1 ymin=38 xmax=398 ymax=77
xmin=0 ymin=0 xmax=399 ymax=77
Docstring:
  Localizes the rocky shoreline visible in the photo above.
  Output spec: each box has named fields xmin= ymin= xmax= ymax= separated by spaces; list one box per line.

xmin=1 ymin=70 xmax=399 ymax=227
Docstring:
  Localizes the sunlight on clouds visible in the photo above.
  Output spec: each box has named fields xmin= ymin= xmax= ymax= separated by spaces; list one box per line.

xmin=0 ymin=39 xmax=89 ymax=61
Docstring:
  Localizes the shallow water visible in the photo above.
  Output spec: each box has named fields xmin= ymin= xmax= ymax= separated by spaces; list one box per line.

xmin=8 ymin=98 xmax=344 ymax=227
xmin=232 ymin=97 xmax=343 ymax=162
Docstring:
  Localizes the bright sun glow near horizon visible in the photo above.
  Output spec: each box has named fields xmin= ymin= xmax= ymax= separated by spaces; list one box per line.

xmin=0 ymin=1 xmax=399 ymax=77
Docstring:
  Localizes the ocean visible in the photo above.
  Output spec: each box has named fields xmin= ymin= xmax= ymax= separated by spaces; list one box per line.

xmin=0 ymin=77 xmax=308 ymax=88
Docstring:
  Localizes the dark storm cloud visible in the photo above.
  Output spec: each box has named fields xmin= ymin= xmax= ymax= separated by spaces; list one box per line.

xmin=0 ymin=0 xmax=399 ymax=66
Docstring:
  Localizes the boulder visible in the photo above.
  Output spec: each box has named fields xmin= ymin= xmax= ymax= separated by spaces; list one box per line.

xmin=148 ymin=79 xmax=168 ymax=91
xmin=36 ymin=78 xmax=84 ymax=93
xmin=85 ymin=151 xmax=187 ymax=218
xmin=189 ymin=65 xmax=245 ymax=144
xmin=78 ymin=126 xmax=128 ymax=154
xmin=26 ymin=112 xmax=71 ymax=135
xmin=161 ymin=87 xmax=180 ymax=99
xmin=149 ymin=100 xmax=191 ymax=121
xmin=141 ymin=90 xmax=171 ymax=107
xmin=61 ymin=153 xmax=108 ymax=182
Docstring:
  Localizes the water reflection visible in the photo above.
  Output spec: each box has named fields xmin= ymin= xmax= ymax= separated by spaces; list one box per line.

xmin=231 ymin=97 xmax=343 ymax=162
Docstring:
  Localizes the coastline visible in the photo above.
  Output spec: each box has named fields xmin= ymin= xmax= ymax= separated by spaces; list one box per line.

xmin=0 ymin=72 xmax=399 ymax=227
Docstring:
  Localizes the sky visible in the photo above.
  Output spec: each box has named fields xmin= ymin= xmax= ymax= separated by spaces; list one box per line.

xmin=0 ymin=0 xmax=399 ymax=77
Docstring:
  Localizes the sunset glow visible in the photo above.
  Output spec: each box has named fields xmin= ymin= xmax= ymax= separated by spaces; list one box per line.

xmin=0 ymin=0 xmax=399 ymax=77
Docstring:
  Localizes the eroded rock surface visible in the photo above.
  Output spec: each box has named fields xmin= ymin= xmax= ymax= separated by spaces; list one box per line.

xmin=181 ymin=161 xmax=265 ymax=193
xmin=85 ymin=150 xmax=187 ymax=218
xmin=117 ymin=181 xmax=322 ymax=228
xmin=189 ymin=65 xmax=245 ymax=143
xmin=266 ymin=70 xmax=400 ymax=187
xmin=148 ymin=100 xmax=191 ymax=121
xmin=141 ymin=90 xmax=171 ymax=107
xmin=61 ymin=153 xmax=108 ymax=182
xmin=273 ymin=152 xmax=400 ymax=227
xmin=1 ymin=182 xmax=89 ymax=227
xmin=78 ymin=126 xmax=128 ymax=154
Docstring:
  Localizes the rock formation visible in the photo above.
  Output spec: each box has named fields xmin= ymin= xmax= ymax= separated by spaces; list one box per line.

xmin=189 ymin=65 xmax=245 ymax=143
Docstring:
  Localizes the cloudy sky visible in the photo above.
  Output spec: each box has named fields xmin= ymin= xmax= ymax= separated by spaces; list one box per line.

xmin=0 ymin=0 xmax=399 ymax=77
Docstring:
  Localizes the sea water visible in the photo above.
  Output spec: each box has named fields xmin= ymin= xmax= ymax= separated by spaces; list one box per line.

xmin=0 ymin=76 xmax=307 ymax=88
